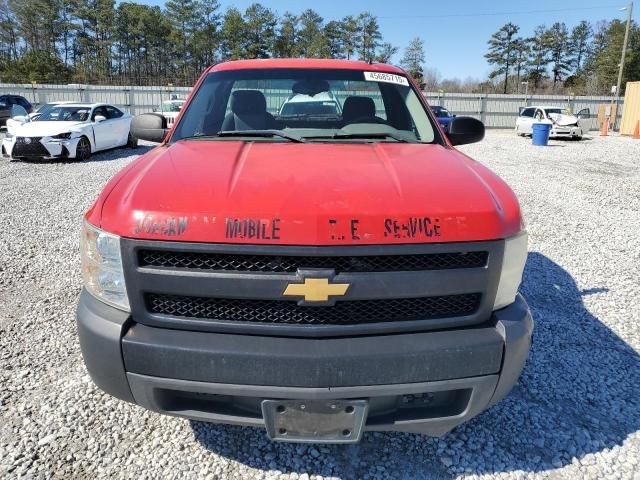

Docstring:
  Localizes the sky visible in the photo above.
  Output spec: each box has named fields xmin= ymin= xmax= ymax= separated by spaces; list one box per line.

xmin=136 ymin=0 xmax=637 ymax=80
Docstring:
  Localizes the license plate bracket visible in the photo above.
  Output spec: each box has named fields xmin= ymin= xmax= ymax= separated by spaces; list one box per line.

xmin=262 ymin=399 xmax=368 ymax=443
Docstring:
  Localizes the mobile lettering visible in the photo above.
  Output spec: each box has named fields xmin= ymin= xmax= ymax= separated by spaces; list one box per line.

xmin=225 ymin=218 xmax=281 ymax=240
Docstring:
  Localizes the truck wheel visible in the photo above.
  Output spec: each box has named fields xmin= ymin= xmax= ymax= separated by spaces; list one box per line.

xmin=76 ymin=136 xmax=92 ymax=161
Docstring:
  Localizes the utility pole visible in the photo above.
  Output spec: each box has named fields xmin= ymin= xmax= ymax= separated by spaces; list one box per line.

xmin=614 ymin=1 xmax=633 ymax=129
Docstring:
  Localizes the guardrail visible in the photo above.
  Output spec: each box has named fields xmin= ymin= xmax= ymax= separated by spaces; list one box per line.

xmin=0 ymin=83 xmax=623 ymax=131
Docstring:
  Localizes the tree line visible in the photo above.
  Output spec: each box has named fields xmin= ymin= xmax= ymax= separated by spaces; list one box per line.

xmin=0 ymin=0 xmax=405 ymax=85
xmin=484 ymin=19 xmax=640 ymax=95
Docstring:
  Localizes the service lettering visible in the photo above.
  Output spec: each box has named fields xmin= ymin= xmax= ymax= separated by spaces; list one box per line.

xmin=384 ymin=217 xmax=441 ymax=239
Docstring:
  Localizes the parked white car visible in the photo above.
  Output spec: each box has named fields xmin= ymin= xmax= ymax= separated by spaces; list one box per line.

xmin=515 ymin=106 xmax=590 ymax=140
xmin=1 ymin=103 xmax=136 ymax=161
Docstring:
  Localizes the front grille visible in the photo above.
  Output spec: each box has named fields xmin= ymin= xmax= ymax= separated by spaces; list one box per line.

xmin=13 ymin=137 xmax=49 ymax=157
xmin=146 ymin=293 xmax=482 ymax=325
xmin=138 ymin=250 xmax=488 ymax=273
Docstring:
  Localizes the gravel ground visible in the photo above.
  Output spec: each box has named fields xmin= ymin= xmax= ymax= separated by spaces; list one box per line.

xmin=0 ymin=131 xmax=639 ymax=480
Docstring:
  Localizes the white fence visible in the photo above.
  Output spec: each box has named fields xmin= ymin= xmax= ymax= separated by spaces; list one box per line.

xmin=1 ymin=82 xmax=624 ymax=131
xmin=424 ymin=92 xmax=623 ymax=131
xmin=0 ymin=83 xmax=193 ymax=117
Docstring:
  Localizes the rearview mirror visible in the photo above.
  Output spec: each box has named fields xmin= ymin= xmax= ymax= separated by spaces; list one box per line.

xmin=446 ymin=116 xmax=485 ymax=146
xmin=94 ymin=115 xmax=106 ymax=123
xmin=131 ymin=113 xmax=169 ymax=143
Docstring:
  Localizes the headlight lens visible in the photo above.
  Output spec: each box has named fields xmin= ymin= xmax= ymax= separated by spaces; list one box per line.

xmin=493 ymin=231 xmax=528 ymax=310
xmin=53 ymin=132 xmax=72 ymax=139
xmin=80 ymin=220 xmax=130 ymax=311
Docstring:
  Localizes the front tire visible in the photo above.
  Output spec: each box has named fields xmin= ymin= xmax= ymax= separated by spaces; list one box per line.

xmin=76 ymin=136 xmax=91 ymax=161
xmin=127 ymin=133 xmax=138 ymax=149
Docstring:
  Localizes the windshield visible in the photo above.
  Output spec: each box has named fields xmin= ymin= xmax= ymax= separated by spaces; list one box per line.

xmin=37 ymin=106 xmax=90 ymax=122
xmin=545 ymin=108 xmax=571 ymax=116
xmin=171 ymin=68 xmax=437 ymax=143
xmin=432 ymin=108 xmax=451 ymax=118
xmin=155 ymin=101 xmax=184 ymax=113
xmin=280 ymin=100 xmax=339 ymax=116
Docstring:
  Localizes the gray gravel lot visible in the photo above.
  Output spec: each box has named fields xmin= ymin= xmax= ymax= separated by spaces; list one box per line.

xmin=0 ymin=131 xmax=639 ymax=480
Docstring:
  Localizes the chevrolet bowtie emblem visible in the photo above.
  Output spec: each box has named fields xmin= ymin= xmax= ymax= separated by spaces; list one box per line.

xmin=283 ymin=278 xmax=350 ymax=302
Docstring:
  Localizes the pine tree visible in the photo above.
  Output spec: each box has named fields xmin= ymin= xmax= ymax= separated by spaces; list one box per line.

xmin=512 ymin=38 xmax=530 ymax=91
xmin=485 ymin=22 xmax=520 ymax=94
xmin=547 ymin=22 xmax=570 ymax=89
xmin=401 ymin=37 xmax=425 ymax=85
xmin=220 ymin=7 xmax=246 ymax=61
xmin=569 ymin=20 xmax=592 ymax=73
xmin=274 ymin=12 xmax=299 ymax=58
xmin=339 ymin=15 xmax=359 ymax=60
xmin=244 ymin=3 xmax=276 ymax=59
xmin=356 ymin=12 xmax=381 ymax=63
xmin=527 ymin=25 xmax=551 ymax=89
xmin=375 ymin=42 xmax=398 ymax=64
xmin=297 ymin=9 xmax=325 ymax=58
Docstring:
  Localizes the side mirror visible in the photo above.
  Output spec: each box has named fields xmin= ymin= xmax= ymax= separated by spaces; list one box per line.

xmin=447 ymin=116 xmax=485 ymax=146
xmin=131 ymin=113 xmax=169 ymax=143
xmin=94 ymin=115 xmax=106 ymax=123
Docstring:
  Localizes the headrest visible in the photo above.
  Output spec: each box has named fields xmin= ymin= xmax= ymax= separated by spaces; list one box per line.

xmin=230 ymin=90 xmax=267 ymax=115
xmin=342 ymin=96 xmax=376 ymax=121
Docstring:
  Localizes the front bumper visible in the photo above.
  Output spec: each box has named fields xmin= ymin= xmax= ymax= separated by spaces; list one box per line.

xmin=550 ymin=125 xmax=582 ymax=137
xmin=2 ymin=135 xmax=80 ymax=159
xmin=77 ymin=290 xmax=532 ymax=438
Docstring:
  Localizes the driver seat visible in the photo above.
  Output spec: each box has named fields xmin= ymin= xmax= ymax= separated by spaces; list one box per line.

xmin=221 ymin=90 xmax=276 ymax=131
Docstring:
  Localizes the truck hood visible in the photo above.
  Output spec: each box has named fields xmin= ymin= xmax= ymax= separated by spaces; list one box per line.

xmin=97 ymin=140 xmax=522 ymax=245
xmin=9 ymin=120 xmax=86 ymax=137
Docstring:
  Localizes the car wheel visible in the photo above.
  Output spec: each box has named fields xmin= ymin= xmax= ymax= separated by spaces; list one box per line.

xmin=127 ymin=133 xmax=138 ymax=148
xmin=76 ymin=136 xmax=91 ymax=161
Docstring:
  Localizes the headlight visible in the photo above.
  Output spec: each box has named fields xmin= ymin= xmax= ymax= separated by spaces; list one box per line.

xmin=493 ymin=231 xmax=528 ymax=310
xmin=80 ymin=220 xmax=129 ymax=311
xmin=4 ymin=131 xmax=13 ymax=139
xmin=53 ymin=132 xmax=72 ymax=139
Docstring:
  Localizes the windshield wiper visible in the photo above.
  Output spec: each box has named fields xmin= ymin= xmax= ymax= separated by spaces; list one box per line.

xmin=304 ymin=132 xmax=411 ymax=143
xmin=216 ymin=130 xmax=306 ymax=143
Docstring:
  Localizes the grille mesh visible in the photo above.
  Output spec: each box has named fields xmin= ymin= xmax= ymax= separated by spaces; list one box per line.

xmin=146 ymin=293 xmax=482 ymax=325
xmin=13 ymin=137 xmax=48 ymax=157
xmin=138 ymin=250 xmax=488 ymax=273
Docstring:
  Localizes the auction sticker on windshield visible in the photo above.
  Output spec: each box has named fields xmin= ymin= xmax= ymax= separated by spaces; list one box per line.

xmin=364 ymin=72 xmax=409 ymax=86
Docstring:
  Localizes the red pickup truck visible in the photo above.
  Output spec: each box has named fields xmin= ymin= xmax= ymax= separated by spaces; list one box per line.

xmin=77 ymin=59 xmax=532 ymax=443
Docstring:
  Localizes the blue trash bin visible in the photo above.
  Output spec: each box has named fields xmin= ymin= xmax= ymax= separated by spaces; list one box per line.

xmin=532 ymin=122 xmax=552 ymax=146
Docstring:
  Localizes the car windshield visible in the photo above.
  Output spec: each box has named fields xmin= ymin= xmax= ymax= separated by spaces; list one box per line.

xmin=545 ymin=108 xmax=571 ymax=116
xmin=156 ymin=101 xmax=184 ymax=113
xmin=37 ymin=103 xmax=56 ymax=113
xmin=280 ymin=100 xmax=339 ymax=116
xmin=433 ymin=108 xmax=451 ymax=118
xmin=171 ymin=68 xmax=437 ymax=143
xmin=37 ymin=106 xmax=90 ymax=122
